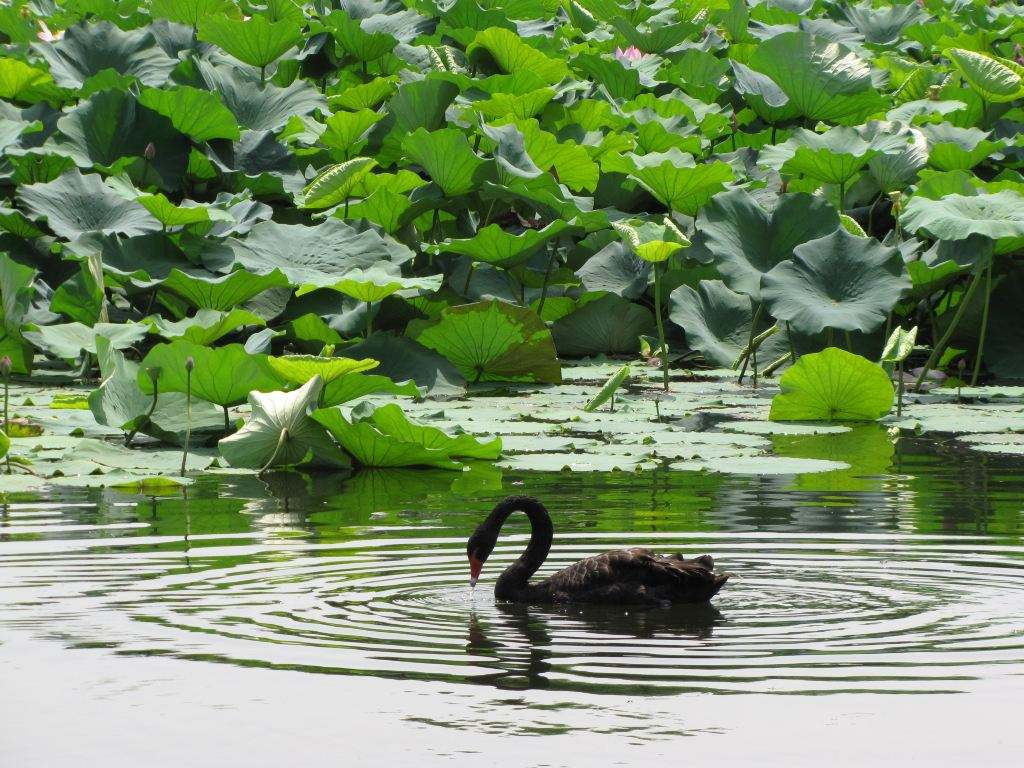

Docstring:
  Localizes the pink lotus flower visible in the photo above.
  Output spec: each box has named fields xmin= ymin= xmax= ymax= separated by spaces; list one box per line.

xmin=615 ymin=45 xmax=644 ymax=63
xmin=36 ymin=21 xmax=64 ymax=42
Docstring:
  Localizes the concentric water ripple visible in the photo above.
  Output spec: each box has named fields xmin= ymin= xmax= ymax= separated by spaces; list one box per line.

xmin=4 ymin=517 xmax=1023 ymax=695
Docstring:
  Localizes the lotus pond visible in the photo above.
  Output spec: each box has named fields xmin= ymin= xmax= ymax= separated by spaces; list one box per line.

xmin=4 ymin=0 xmax=1024 ymax=763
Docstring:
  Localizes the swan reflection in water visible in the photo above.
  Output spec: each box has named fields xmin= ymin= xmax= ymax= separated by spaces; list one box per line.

xmin=465 ymin=601 xmax=724 ymax=691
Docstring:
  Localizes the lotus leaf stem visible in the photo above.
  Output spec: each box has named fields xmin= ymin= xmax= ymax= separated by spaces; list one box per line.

xmin=2 ymin=368 xmax=8 ymax=475
xmin=653 ymin=262 xmax=669 ymax=391
xmin=537 ymin=245 xmax=556 ymax=317
xmin=463 ymin=262 xmax=475 ymax=295
xmin=762 ymin=352 xmax=790 ymax=378
xmin=736 ymin=302 xmax=763 ymax=384
xmin=914 ymin=267 xmax=985 ymax=391
xmin=970 ymin=262 xmax=992 ymax=386
xmin=896 ymin=359 xmax=904 ymax=418
xmin=258 ymin=428 xmax=290 ymax=476
xmin=365 ymin=300 xmax=373 ymax=337
xmin=223 ymin=405 xmax=230 ymax=431
xmin=844 ymin=331 xmax=853 ymax=351
xmin=180 ymin=363 xmax=192 ymax=477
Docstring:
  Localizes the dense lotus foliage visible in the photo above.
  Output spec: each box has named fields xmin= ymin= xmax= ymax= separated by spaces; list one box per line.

xmin=2 ymin=0 xmax=1024 ymax=470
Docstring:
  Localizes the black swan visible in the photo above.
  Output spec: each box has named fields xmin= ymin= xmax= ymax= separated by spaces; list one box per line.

xmin=466 ymin=496 xmax=729 ymax=605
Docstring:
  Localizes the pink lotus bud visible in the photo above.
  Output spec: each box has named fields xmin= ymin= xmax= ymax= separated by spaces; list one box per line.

xmin=614 ymin=45 xmax=644 ymax=63
xmin=0 ymin=356 xmax=11 ymax=377
xmin=36 ymin=21 xmax=64 ymax=42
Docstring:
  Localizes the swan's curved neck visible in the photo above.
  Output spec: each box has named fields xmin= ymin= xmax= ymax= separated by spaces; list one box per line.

xmin=486 ymin=497 xmax=553 ymax=600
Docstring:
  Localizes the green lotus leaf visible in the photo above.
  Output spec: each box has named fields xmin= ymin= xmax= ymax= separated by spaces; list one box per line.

xmin=139 ymin=341 xmax=280 ymax=408
xmin=696 ymin=189 xmax=839 ymax=302
xmin=408 ymin=299 xmax=561 ymax=384
xmin=0 ymin=202 xmax=44 ymax=239
xmin=583 ymin=364 xmax=631 ymax=413
xmin=0 ymin=252 xmax=37 ymax=374
xmin=199 ymin=13 xmax=302 ymax=70
xmin=466 ymin=27 xmax=567 ymax=84
xmin=918 ymin=123 xmax=1002 ymax=172
xmin=759 ymin=125 xmax=908 ymax=187
xmin=149 ymin=0 xmax=235 ymax=27
xmin=34 ymin=21 xmax=176 ymax=88
xmin=730 ymin=60 xmax=800 ymax=123
xmin=769 ymin=347 xmax=894 ymax=422
xmin=157 ymin=268 xmax=291 ymax=312
xmin=762 ymin=228 xmax=909 ymax=334
xmin=402 ymin=128 xmax=488 ymax=196
xmin=193 ymin=60 xmax=325 ymax=133
xmin=321 ymin=109 xmax=384 ymax=159
xmin=668 ymin=279 xmax=789 ymax=367
xmin=47 ymin=89 xmax=189 ymax=191
xmin=24 ymin=321 xmax=149 ymax=363
xmin=310 ymin=267 xmax=441 ymax=303
xmin=901 ymin=191 xmax=1024 ymax=254
xmin=219 ymin=376 xmax=350 ymax=470
xmin=321 ymin=372 xmax=421 ymax=407
xmin=313 ymin=402 xmax=498 ymax=469
xmin=0 ymin=57 xmax=61 ymax=103
xmin=573 ymin=54 xmax=642 ymax=100
xmin=89 ymin=337 xmax=223 ymax=445
xmin=843 ymin=1 xmax=923 ymax=44
xmin=136 ymin=194 xmax=235 ymax=229
xmin=300 ymin=157 xmax=377 ymax=210
xmin=137 ymin=85 xmax=241 ymax=142
xmin=507 ymin=118 xmax=598 ymax=192
xmin=551 ymin=293 xmax=656 ymax=357
xmin=324 ymin=11 xmax=397 ymax=62
xmin=338 ymin=334 xmax=466 ymax=396
xmin=344 ymin=188 xmax=413 ymax=234
xmin=613 ymin=218 xmax=691 ymax=263
xmin=266 ymin=355 xmax=379 ymax=386
xmin=60 ymin=438 xmax=214 ymax=475
xmin=946 ymin=48 xmax=1024 ymax=103
xmin=212 ymin=219 xmax=414 ymax=287
xmin=430 ymin=221 xmax=570 ymax=267
xmin=748 ymin=31 xmax=884 ymax=124
xmin=625 ymin=149 xmax=734 ymax=215
xmin=146 ymin=308 xmax=265 ymax=346
xmin=880 ymin=325 xmax=917 ymax=364
xmin=576 ymin=242 xmax=651 ymax=300
xmin=17 ymin=171 xmax=161 ymax=240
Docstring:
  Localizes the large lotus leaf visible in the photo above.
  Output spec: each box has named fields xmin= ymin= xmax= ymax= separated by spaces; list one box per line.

xmin=139 ymin=341 xmax=280 ymax=408
xmin=769 ymin=347 xmax=894 ymax=422
xmin=219 ymin=376 xmax=349 ymax=469
xmin=761 ymin=228 xmax=910 ymax=334
xmin=323 ymin=10 xmax=397 ymax=62
xmin=210 ymin=219 xmax=414 ymax=287
xmin=266 ymin=355 xmax=379 ymax=386
xmin=89 ymin=337 xmax=224 ymax=445
xmin=137 ymin=86 xmax=240 ymax=142
xmin=17 ymin=171 xmax=161 ymax=240
xmin=946 ymin=48 xmax=1024 ymax=103
xmin=320 ymin=108 xmax=384 ymax=159
xmin=748 ymin=31 xmax=884 ymax=124
xmin=759 ymin=125 xmax=908 ymax=186
xmin=33 ymin=21 xmax=176 ymax=88
xmin=46 ymin=89 xmax=189 ymax=190
xmin=158 ymin=268 xmax=290 ymax=311
xmin=24 ymin=321 xmax=149 ymax=362
xmin=67 ymin=232 xmax=190 ymax=282
xmin=576 ymin=241 xmax=652 ymax=300
xmin=402 ymin=128 xmax=488 ymax=196
xmin=149 ymin=0 xmax=234 ymax=27
xmin=920 ymin=123 xmax=1002 ymax=171
xmin=199 ymin=13 xmax=302 ymax=69
xmin=466 ymin=27 xmax=567 ymax=84
xmin=730 ymin=60 xmax=801 ymax=123
xmin=901 ymin=191 xmax=1024 ymax=254
xmin=0 ymin=57 xmax=61 ymax=103
xmin=430 ymin=221 xmax=570 ymax=266
xmin=408 ymin=299 xmax=561 ymax=384
xmin=625 ymin=149 xmax=734 ymax=215
xmin=194 ymin=60 xmax=325 ymax=133
xmin=305 ymin=267 xmax=442 ymax=302
xmin=146 ymin=308 xmax=265 ymax=346
xmin=550 ymin=293 xmax=655 ymax=357
xmin=338 ymin=333 xmax=466 ymax=396
xmin=204 ymin=129 xmax=305 ymax=196
xmin=134 ymin=194 xmax=234 ymax=229
xmin=668 ymin=279 xmax=789 ymax=367
xmin=843 ymin=1 xmax=923 ymax=44
xmin=0 ymin=252 xmax=37 ymax=374
xmin=300 ymin=157 xmax=376 ymax=209
xmin=509 ymin=119 xmax=598 ymax=193
xmin=697 ymin=189 xmax=839 ymax=302
xmin=320 ymin=371 xmax=422 ymax=407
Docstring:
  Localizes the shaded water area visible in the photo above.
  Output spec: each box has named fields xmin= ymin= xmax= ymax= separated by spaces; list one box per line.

xmin=2 ymin=429 xmax=1023 ymax=765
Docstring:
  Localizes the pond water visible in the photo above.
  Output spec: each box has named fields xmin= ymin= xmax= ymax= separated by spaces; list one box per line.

xmin=2 ymin=431 xmax=1023 ymax=765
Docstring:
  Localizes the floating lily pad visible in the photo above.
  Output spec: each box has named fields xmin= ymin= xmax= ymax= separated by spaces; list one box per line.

xmin=770 ymin=347 xmax=894 ymax=422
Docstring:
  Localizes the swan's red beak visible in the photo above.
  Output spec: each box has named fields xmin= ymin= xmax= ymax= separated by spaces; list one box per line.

xmin=469 ymin=554 xmax=483 ymax=587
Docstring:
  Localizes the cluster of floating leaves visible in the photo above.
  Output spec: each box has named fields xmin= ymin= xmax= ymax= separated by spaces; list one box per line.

xmin=1 ymin=0 xmax=1024 ymax=485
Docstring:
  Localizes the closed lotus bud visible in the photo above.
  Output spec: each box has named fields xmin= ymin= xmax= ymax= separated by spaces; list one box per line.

xmin=0 ymin=356 xmax=10 ymax=377
xmin=958 ymin=358 xmax=966 ymax=373
xmin=144 ymin=142 xmax=156 ymax=161
xmin=185 ymin=356 xmax=195 ymax=373
xmin=927 ymin=85 xmax=942 ymax=101
xmin=145 ymin=366 xmax=161 ymax=385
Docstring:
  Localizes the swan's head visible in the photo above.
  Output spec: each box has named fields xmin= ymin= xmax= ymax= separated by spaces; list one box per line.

xmin=466 ymin=526 xmax=497 ymax=587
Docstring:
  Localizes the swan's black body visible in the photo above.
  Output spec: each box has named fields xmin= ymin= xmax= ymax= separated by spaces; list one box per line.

xmin=466 ymin=496 xmax=728 ymax=605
